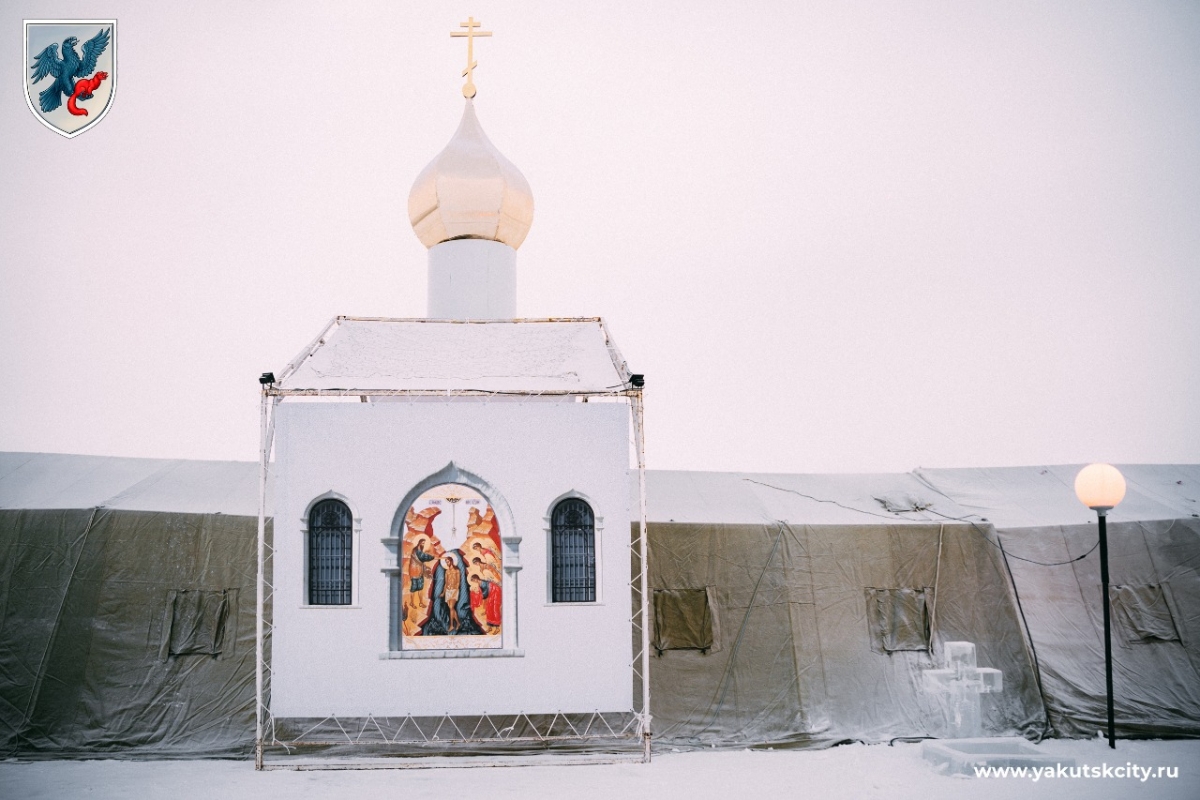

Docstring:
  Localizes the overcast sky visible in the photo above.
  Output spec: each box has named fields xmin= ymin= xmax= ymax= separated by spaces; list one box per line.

xmin=2 ymin=1 xmax=1197 ymax=474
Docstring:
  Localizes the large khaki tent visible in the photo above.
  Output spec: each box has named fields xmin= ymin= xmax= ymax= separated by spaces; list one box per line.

xmin=0 ymin=453 xmax=268 ymax=757
xmin=916 ymin=466 xmax=1200 ymax=739
xmin=2 ymin=452 xmax=1197 ymax=757
xmin=644 ymin=467 xmax=1200 ymax=747
xmin=643 ymin=470 xmax=1046 ymax=746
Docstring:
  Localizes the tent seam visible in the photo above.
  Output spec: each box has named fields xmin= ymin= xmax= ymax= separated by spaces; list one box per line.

xmin=19 ymin=506 xmax=99 ymax=743
xmin=698 ymin=521 xmax=788 ymax=730
xmin=997 ymin=532 xmax=1053 ymax=741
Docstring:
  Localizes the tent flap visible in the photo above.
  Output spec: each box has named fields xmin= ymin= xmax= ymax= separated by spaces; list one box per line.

xmin=653 ymin=588 xmax=716 ymax=654
xmin=865 ymin=587 xmax=931 ymax=653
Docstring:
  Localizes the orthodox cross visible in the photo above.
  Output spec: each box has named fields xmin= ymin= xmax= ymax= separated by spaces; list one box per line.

xmin=451 ymin=16 xmax=492 ymax=99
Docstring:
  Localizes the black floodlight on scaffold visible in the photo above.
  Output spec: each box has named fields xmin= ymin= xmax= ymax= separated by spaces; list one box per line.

xmin=259 ymin=372 xmax=276 ymax=386
xmin=630 ymin=374 xmax=645 ymax=388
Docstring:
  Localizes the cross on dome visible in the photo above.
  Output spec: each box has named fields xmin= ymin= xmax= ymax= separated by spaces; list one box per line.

xmin=451 ymin=17 xmax=492 ymax=99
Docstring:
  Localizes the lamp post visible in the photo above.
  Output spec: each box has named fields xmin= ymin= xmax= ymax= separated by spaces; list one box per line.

xmin=1074 ymin=463 xmax=1127 ymax=750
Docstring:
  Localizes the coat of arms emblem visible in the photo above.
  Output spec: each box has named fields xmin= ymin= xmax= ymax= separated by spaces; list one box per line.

xmin=24 ymin=19 xmax=117 ymax=138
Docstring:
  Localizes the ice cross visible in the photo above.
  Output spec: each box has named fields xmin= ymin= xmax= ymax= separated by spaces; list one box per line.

xmin=922 ymin=641 xmax=1003 ymax=738
xmin=451 ymin=16 xmax=493 ymax=99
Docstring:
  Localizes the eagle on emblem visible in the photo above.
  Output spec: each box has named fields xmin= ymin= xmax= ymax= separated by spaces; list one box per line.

xmin=29 ymin=27 xmax=112 ymax=116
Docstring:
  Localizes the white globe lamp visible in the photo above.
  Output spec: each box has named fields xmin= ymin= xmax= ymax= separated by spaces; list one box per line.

xmin=1074 ymin=463 xmax=1127 ymax=512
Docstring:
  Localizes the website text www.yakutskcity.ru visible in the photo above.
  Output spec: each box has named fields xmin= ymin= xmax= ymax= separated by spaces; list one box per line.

xmin=973 ymin=762 xmax=1179 ymax=782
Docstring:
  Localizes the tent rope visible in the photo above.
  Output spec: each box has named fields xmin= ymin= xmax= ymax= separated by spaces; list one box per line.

xmin=997 ymin=538 xmax=1054 ymax=741
xmin=743 ymin=479 xmax=903 ymax=522
xmin=923 ymin=508 xmax=1100 ymax=567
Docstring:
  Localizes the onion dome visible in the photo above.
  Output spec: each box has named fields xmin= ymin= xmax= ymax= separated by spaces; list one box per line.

xmin=408 ymin=100 xmax=534 ymax=250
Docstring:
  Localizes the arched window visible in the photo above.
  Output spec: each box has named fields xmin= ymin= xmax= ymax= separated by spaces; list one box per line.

xmin=551 ymin=498 xmax=596 ymax=603
xmin=308 ymin=498 xmax=353 ymax=605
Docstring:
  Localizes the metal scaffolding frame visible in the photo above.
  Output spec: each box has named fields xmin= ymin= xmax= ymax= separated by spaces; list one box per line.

xmin=254 ymin=317 xmax=651 ymax=770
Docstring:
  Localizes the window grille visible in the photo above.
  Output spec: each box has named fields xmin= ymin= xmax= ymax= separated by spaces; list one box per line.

xmin=551 ymin=498 xmax=596 ymax=602
xmin=309 ymin=499 xmax=353 ymax=605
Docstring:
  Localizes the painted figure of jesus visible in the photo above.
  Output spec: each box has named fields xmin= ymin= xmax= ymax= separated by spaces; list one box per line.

xmin=443 ymin=555 xmax=463 ymax=632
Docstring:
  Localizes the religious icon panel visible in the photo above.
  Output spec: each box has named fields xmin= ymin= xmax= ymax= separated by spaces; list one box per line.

xmin=401 ymin=483 xmax=503 ymax=650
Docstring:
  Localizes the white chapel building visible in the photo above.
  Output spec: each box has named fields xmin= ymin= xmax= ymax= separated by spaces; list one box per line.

xmin=265 ymin=91 xmax=646 ymax=730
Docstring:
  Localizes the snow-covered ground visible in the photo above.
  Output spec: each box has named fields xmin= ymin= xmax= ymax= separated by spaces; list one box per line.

xmin=3 ymin=739 xmax=1198 ymax=800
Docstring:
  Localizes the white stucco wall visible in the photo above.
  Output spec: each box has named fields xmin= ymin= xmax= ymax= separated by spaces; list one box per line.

xmin=271 ymin=399 xmax=633 ymax=718
xmin=427 ymin=239 xmax=516 ymax=319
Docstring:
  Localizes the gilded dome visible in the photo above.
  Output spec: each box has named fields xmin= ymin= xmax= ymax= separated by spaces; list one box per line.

xmin=408 ymin=100 xmax=534 ymax=250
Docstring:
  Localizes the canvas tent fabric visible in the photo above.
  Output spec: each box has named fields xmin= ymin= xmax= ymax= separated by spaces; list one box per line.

xmin=0 ymin=452 xmax=267 ymax=757
xmin=645 ymin=468 xmax=1200 ymax=744
xmin=969 ymin=519 xmax=1200 ymax=739
xmin=913 ymin=465 xmax=1200 ymax=528
xmin=640 ymin=469 xmax=974 ymax=526
xmin=916 ymin=465 xmax=1200 ymax=739
xmin=276 ymin=317 xmax=633 ymax=394
xmin=646 ymin=521 xmax=1049 ymax=746
xmin=0 ymin=506 xmax=266 ymax=757
xmin=912 ymin=470 xmax=1200 ymax=738
xmin=2 ymin=453 xmax=1198 ymax=757
xmin=0 ymin=451 xmax=266 ymax=515
xmin=640 ymin=469 xmax=1049 ymax=747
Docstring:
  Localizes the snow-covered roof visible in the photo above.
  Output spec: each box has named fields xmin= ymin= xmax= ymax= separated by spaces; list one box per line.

xmin=914 ymin=464 xmax=1200 ymax=528
xmin=3 ymin=452 xmax=1196 ymax=530
xmin=641 ymin=469 xmax=975 ymax=526
xmin=0 ymin=452 xmax=265 ymax=516
xmin=276 ymin=317 xmax=633 ymax=395
xmin=640 ymin=465 xmax=1200 ymax=528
